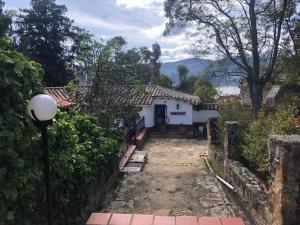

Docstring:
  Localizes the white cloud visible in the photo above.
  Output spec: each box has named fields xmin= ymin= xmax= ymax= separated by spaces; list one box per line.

xmin=67 ymin=11 xmax=141 ymax=32
xmin=115 ymin=0 xmax=164 ymax=9
xmin=141 ymin=23 xmax=165 ymax=39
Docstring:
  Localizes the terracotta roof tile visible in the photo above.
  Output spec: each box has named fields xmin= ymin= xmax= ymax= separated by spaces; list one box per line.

xmin=44 ymin=87 xmax=75 ymax=109
xmin=44 ymin=85 xmax=201 ymax=109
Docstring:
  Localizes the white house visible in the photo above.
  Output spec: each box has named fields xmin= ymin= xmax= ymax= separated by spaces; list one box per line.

xmin=45 ymin=85 xmax=218 ymax=130
xmin=137 ymin=85 xmax=218 ymax=128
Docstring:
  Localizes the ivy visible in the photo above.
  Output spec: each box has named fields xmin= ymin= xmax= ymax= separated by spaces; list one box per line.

xmin=0 ymin=49 xmax=44 ymax=225
xmin=0 ymin=49 xmax=122 ymax=225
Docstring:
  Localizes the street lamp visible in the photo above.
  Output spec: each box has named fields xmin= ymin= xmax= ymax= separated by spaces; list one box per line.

xmin=27 ymin=94 xmax=57 ymax=225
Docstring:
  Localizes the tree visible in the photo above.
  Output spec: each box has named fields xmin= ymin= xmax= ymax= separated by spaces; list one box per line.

xmin=154 ymin=74 xmax=173 ymax=88
xmin=278 ymin=1 xmax=300 ymax=87
xmin=69 ymin=27 xmax=102 ymax=85
xmin=177 ymin=65 xmax=189 ymax=91
xmin=177 ymin=65 xmax=189 ymax=82
xmin=0 ymin=0 xmax=12 ymax=47
xmin=151 ymin=43 xmax=162 ymax=78
xmin=165 ymin=0 xmax=290 ymax=112
xmin=194 ymin=78 xmax=218 ymax=102
xmin=76 ymin=36 xmax=143 ymax=129
xmin=16 ymin=0 xmax=74 ymax=86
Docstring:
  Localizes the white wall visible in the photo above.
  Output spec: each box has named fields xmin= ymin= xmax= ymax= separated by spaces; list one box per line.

xmin=139 ymin=105 xmax=154 ymax=128
xmin=192 ymin=110 xmax=219 ymax=123
xmin=139 ymin=98 xmax=194 ymax=128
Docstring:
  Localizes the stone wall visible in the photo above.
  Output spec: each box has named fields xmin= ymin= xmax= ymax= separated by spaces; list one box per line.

xmin=268 ymin=135 xmax=300 ymax=225
xmin=207 ymin=118 xmax=300 ymax=225
xmin=226 ymin=160 xmax=273 ymax=224
xmin=81 ymin=159 xmax=120 ymax=223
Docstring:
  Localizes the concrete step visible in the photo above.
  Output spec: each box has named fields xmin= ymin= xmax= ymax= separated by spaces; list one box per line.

xmin=120 ymin=149 xmax=148 ymax=173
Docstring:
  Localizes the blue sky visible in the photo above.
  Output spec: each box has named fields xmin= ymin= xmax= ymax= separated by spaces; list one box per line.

xmin=5 ymin=0 xmax=195 ymax=62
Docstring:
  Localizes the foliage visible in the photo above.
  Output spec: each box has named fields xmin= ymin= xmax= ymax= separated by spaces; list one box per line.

xmin=0 ymin=0 xmax=12 ymax=49
xmin=48 ymin=112 xmax=120 ymax=225
xmin=16 ymin=0 xmax=75 ymax=86
xmin=151 ymin=43 xmax=162 ymax=78
xmin=176 ymin=65 xmax=197 ymax=93
xmin=1 ymin=99 xmax=121 ymax=225
xmin=242 ymin=105 xmax=299 ymax=179
xmin=275 ymin=56 xmax=300 ymax=87
xmin=215 ymin=101 xmax=254 ymax=149
xmin=75 ymin=36 xmax=143 ymax=129
xmin=241 ymin=112 xmax=271 ymax=177
xmin=154 ymin=74 xmax=173 ymax=88
xmin=0 ymin=49 xmax=43 ymax=225
xmin=268 ymin=105 xmax=299 ymax=135
xmin=193 ymin=78 xmax=218 ymax=102
xmin=177 ymin=65 xmax=189 ymax=83
xmin=164 ymin=0 xmax=291 ymax=111
xmin=0 ymin=2 xmax=122 ymax=225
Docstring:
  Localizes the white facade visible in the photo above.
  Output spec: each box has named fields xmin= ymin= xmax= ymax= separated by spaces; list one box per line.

xmin=139 ymin=97 xmax=218 ymax=128
xmin=192 ymin=110 xmax=219 ymax=123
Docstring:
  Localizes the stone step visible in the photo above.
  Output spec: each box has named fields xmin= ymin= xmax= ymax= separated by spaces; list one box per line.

xmin=86 ymin=213 xmax=246 ymax=225
xmin=120 ymin=150 xmax=148 ymax=173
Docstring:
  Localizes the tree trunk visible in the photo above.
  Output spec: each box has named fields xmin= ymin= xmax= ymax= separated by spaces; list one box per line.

xmin=249 ymin=79 xmax=264 ymax=113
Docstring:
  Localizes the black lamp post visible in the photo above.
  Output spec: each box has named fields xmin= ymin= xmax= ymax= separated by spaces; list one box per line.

xmin=28 ymin=94 xmax=57 ymax=225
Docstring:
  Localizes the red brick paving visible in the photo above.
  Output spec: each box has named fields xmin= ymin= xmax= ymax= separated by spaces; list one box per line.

xmin=86 ymin=213 xmax=111 ymax=225
xmin=108 ymin=214 xmax=132 ymax=225
xmin=86 ymin=213 xmax=246 ymax=225
xmin=221 ymin=217 xmax=246 ymax=225
xmin=153 ymin=216 xmax=175 ymax=225
xmin=198 ymin=217 xmax=221 ymax=225
xmin=131 ymin=214 xmax=154 ymax=225
xmin=176 ymin=216 xmax=198 ymax=225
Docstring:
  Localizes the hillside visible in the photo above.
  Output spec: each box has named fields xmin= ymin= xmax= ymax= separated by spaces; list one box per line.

xmin=161 ymin=58 xmax=241 ymax=86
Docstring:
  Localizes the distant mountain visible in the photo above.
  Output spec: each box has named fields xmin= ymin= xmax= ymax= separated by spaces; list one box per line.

xmin=161 ymin=58 xmax=241 ymax=86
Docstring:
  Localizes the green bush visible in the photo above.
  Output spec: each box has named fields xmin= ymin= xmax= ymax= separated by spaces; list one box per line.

xmin=242 ymin=112 xmax=270 ymax=178
xmin=215 ymin=101 xmax=254 ymax=150
xmin=49 ymin=112 xmax=121 ymax=225
xmin=0 ymin=49 xmax=122 ymax=225
xmin=215 ymin=100 xmax=299 ymax=181
xmin=242 ymin=105 xmax=299 ymax=180
xmin=0 ymin=49 xmax=44 ymax=225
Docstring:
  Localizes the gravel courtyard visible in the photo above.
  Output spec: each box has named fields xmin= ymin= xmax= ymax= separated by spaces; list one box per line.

xmin=101 ymin=137 xmax=250 ymax=223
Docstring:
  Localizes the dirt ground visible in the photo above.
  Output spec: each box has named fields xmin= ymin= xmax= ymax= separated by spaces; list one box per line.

xmin=101 ymin=137 xmax=250 ymax=223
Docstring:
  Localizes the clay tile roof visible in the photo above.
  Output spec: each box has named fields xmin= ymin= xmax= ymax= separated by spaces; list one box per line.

xmin=143 ymin=85 xmax=201 ymax=105
xmin=44 ymin=87 xmax=75 ymax=109
xmin=44 ymin=85 xmax=201 ymax=108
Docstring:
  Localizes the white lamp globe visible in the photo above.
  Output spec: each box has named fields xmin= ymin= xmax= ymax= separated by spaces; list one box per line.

xmin=28 ymin=94 xmax=57 ymax=121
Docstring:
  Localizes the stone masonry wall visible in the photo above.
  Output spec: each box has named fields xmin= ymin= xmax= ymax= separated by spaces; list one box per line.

xmin=207 ymin=118 xmax=300 ymax=225
xmin=268 ymin=135 xmax=300 ymax=225
xmin=226 ymin=161 xmax=273 ymax=225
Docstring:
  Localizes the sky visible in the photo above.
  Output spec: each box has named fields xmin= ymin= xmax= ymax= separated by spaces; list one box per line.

xmin=5 ymin=0 xmax=196 ymax=62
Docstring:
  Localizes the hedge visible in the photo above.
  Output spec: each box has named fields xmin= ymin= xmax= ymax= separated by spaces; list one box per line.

xmin=0 ymin=49 xmax=122 ymax=225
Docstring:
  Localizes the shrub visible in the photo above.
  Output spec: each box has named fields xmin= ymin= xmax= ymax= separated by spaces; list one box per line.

xmin=0 ymin=49 xmax=122 ymax=225
xmin=48 ymin=112 xmax=121 ymax=225
xmin=0 ymin=49 xmax=43 ymax=225
xmin=215 ymin=101 xmax=254 ymax=151
xmin=242 ymin=112 xmax=270 ymax=178
xmin=242 ymin=105 xmax=299 ymax=180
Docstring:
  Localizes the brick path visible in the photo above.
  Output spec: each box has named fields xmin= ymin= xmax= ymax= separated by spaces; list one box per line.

xmin=87 ymin=213 xmax=246 ymax=225
xmin=100 ymin=138 xmax=250 ymax=223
